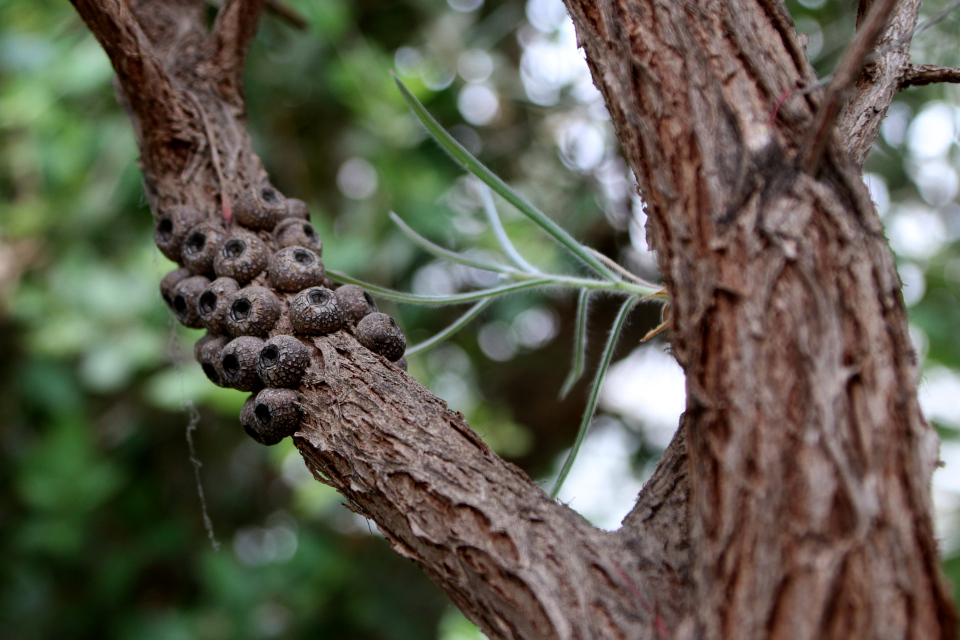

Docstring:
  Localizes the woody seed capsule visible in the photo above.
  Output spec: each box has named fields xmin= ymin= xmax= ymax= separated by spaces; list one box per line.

xmin=171 ymin=275 xmax=211 ymax=329
xmin=273 ymin=217 xmax=322 ymax=255
xmin=234 ymin=187 xmax=288 ymax=231
xmin=251 ymin=388 xmax=301 ymax=445
xmin=181 ymin=222 xmax=228 ymax=275
xmin=197 ymin=277 xmax=240 ymax=334
xmin=286 ymin=198 xmax=310 ymax=221
xmin=160 ymin=267 xmax=192 ymax=310
xmin=224 ymin=286 xmax=280 ymax=337
xmin=154 ymin=205 xmax=205 ymax=262
xmin=335 ymin=284 xmax=378 ymax=325
xmin=239 ymin=394 xmax=260 ymax=441
xmin=268 ymin=246 xmax=325 ymax=292
xmin=356 ymin=312 xmax=406 ymax=361
xmin=194 ymin=333 xmax=230 ymax=387
xmin=220 ymin=336 xmax=264 ymax=391
xmin=257 ymin=335 xmax=311 ymax=388
xmin=290 ymin=287 xmax=345 ymax=335
xmin=213 ymin=231 xmax=268 ymax=284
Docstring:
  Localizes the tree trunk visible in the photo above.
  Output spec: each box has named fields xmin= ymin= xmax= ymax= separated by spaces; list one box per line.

xmin=70 ymin=0 xmax=957 ymax=638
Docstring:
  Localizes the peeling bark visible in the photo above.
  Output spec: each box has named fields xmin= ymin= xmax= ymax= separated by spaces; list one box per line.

xmin=70 ymin=0 xmax=957 ymax=638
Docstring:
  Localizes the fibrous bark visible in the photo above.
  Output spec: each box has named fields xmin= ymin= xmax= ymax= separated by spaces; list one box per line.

xmin=70 ymin=0 xmax=957 ymax=638
xmin=561 ymin=0 xmax=956 ymax=637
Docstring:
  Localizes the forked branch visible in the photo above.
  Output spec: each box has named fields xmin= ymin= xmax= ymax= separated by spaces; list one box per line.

xmin=68 ymin=1 xmax=692 ymax=638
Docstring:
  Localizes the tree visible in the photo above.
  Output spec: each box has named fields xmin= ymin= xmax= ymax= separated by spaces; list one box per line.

xmin=66 ymin=0 xmax=960 ymax=638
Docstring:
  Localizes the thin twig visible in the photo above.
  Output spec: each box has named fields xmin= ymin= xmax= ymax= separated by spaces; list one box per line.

xmin=799 ymin=0 xmax=899 ymax=173
xmin=208 ymin=0 xmax=307 ymax=29
xmin=901 ymin=64 xmax=960 ymax=88
xmin=266 ymin=0 xmax=308 ymax=29
xmin=184 ymin=401 xmax=221 ymax=552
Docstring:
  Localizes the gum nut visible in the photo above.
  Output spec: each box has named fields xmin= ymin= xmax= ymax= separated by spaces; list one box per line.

xmin=213 ymin=231 xmax=268 ymax=284
xmin=171 ymin=275 xmax=211 ymax=329
xmin=181 ymin=222 xmax=228 ymax=275
xmin=335 ymin=285 xmax=378 ymax=325
xmin=356 ymin=312 xmax=406 ymax=361
xmin=160 ymin=267 xmax=192 ymax=309
xmin=234 ymin=187 xmax=287 ymax=231
xmin=268 ymin=246 xmax=326 ymax=292
xmin=257 ymin=334 xmax=311 ymax=388
xmin=273 ymin=217 xmax=322 ymax=255
xmin=154 ymin=205 xmax=205 ymax=262
xmin=197 ymin=277 xmax=240 ymax=334
xmin=252 ymin=388 xmax=301 ymax=445
xmin=286 ymin=198 xmax=310 ymax=220
xmin=220 ymin=336 xmax=264 ymax=391
xmin=290 ymin=287 xmax=345 ymax=335
xmin=240 ymin=394 xmax=259 ymax=439
xmin=223 ymin=286 xmax=280 ymax=337
xmin=396 ymin=357 xmax=408 ymax=372
xmin=195 ymin=333 xmax=229 ymax=387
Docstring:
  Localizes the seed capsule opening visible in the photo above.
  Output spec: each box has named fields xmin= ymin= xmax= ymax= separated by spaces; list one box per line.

xmin=293 ymin=249 xmax=314 ymax=265
xmin=157 ymin=218 xmax=173 ymax=240
xmin=222 ymin=354 xmax=240 ymax=376
xmin=184 ymin=231 xmax=206 ymax=254
xmin=304 ymin=225 xmax=318 ymax=240
xmin=231 ymin=298 xmax=252 ymax=320
xmin=308 ymin=289 xmax=330 ymax=305
xmin=223 ymin=239 xmax=245 ymax=258
xmin=202 ymin=363 xmax=221 ymax=385
xmin=174 ymin=295 xmax=188 ymax=316
xmin=261 ymin=187 xmax=280 ymax=203
xmin=198 ymin=291 xmax=217 ymax=316
xmin=260 ymin=345 xmax=280 ymax=368
xmin=255 ymin=404 xmax=272 ymax=427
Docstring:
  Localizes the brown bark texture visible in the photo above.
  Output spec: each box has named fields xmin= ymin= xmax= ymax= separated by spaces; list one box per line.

xmin=69 ymin=0 xmax=957 ymax=639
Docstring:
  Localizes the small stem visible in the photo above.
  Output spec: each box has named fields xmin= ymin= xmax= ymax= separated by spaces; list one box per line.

xmin=406 ymin=299 xmax=493 ymax=356
xmin=551 ymin=295 xmax=638 ymax=499
xmin=478 ymin=182 xmax=540 ymax=274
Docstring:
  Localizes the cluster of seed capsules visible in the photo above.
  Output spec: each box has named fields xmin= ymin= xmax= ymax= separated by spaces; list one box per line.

xmin=157 ymin=187 xmax=406 ymax=446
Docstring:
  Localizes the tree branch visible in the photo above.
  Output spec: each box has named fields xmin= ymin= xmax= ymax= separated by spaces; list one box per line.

xmin=265 ymin=0 xmax=307 ymax=30
xmin=799 ymin=0 xmax=898 ymax=173
xmin=207 ymin=0 xmax=268 ymax=106
xmin=901 ymin=63 xmax=960 ymax=88
xmin=837 ymin=0 xmax=923 ymax=166
xmin=563 ymin=0 xmax=956 ymax=637
xmin=294 ymin=332 xmax=684 ymax=638
xmin=70 ymin=1 xmax=691 ymax=637
xmin=72 ymin=0 xmax=959 ymax=636
xmin=69 ymin=0 xmax=188 ymax=176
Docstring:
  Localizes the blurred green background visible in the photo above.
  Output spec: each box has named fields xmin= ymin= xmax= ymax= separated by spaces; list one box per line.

xmin=1 ymin=0 xmax=959 ymax=638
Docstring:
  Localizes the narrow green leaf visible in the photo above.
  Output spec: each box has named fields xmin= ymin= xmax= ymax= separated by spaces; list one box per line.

xmin=478 ymin=182 xmax=539 ymax=274
xmin=405 ymin=299 xmax=492 ymax=356
xmin=389 ymin=212 xmax=513 ymax=274
xmin=559 ymin=290 xmax=590 ymax=400
xmin=550 ymin=295 xmax=637 ymax=500
xmin=393 ymin=73 xmax=619 ymax=281
xmin=327 ymin=270 xmax=557 ymax=305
